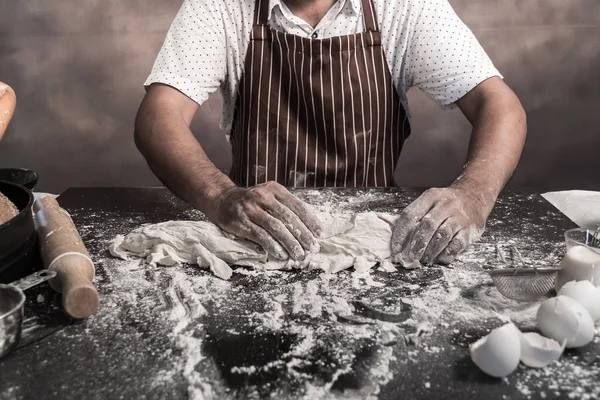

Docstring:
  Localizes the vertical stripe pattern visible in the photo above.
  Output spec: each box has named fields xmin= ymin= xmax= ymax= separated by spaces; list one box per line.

xmin=230 ymin=0 xmax=410 ymax=188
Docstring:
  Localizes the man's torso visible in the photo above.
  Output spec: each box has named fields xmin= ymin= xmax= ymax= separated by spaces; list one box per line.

xmin=145 ymin=0 xmax=499 ymax=138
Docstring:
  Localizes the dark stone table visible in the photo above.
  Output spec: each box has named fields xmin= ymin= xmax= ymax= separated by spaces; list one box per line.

xmin=1 ymin=187 xmax=598 ymax=400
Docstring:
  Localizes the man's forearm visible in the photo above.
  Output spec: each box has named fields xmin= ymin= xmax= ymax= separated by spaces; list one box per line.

xmin=391 ymin=81 xmax=527 ymax=265
xmin=134 ymin=100 xmax=235 ymax=211
xmin=454 ymin=79 xmax=527 ymax=211
xmin=134 ymin=86 xmax=321 ymax=261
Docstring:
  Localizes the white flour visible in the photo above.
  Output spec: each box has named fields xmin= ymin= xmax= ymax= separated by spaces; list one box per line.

xmin=100 ymin=191 xmax=587 ymax=398
xmin=90 ymin=220 xmax=600 ymax=399
xmin=91 ymin=256 xmax=404 ymax=399
xmin=16 ymin=191 xmax=594 ymax=399
xmin=92 ymin=249 xmax=534 ymax=399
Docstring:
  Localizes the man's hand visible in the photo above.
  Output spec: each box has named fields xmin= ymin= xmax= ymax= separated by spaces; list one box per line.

xmin=135 ymin=85 xmax=322 ymax=262
xmin=204 ymin=181 xmax=322 ymax=261
xmin=390 ymin=76 xmax=526 ymax=267
xmin=391 ymin=186 xmax=492 ymax=266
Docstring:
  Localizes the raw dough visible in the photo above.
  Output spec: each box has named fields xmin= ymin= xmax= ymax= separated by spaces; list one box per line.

xmin=109 ymin=212 xmax=399 ymax=279
xmin=0 ymin=191 xmax=18 ymax=225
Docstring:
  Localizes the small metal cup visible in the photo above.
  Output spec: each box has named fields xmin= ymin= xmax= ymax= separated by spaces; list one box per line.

xmin=0 ymin=284 xmax=25 ymax=359
xmin=0 ymin=270 xmax=56 ymax=359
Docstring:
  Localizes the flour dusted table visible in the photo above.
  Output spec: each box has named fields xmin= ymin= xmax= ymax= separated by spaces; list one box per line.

xmin=1 ymin=187 xmax=597 ymax=400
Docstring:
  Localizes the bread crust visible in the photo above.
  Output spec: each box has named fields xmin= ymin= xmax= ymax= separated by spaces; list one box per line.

xmin=0 ymin=191 xmax=19 ymax=225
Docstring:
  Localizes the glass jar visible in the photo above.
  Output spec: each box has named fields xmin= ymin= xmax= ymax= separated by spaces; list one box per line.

xmin=555 ymin=228 xmax=600 ymax=291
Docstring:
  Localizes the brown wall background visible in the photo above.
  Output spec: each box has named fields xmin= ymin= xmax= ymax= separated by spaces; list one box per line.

xmin=0 ymin=0 xmax=599 ymax=193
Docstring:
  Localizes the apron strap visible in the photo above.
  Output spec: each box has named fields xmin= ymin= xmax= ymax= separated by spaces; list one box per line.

xmin=254 ymin=0 xmax=271 ymax=26
xmin=360 ymin=0 xmax=379 ymax=32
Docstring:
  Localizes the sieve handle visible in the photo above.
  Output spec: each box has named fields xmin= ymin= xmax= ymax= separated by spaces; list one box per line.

xmin=11 ymin=270 xmax=57 ymax=291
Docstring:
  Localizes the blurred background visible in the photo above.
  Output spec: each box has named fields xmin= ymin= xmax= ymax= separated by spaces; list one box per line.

xmin=0 ymin=0 xmax=598 ymax=194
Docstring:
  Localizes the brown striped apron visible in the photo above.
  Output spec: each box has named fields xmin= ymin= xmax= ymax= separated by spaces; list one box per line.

xmin=229 ymin=0 xmax=410 ymax=188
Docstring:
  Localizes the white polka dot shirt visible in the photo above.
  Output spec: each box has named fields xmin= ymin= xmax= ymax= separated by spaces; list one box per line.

xmin=144 ymin=0 xmax=502 ymax=135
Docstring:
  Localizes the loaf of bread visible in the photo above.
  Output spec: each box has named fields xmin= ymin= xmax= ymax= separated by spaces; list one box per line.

xmin=0 ymin=191 xmax=18 ymax=225
xmin=0 ymin=81 xmax=17 ymax=141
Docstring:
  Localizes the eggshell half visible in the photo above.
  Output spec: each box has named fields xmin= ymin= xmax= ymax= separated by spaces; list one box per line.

xmin=558 ymin=280 xmax=600 ymax=322
xmin=470 ymin=323 xmax=521 ymax=377
xmin=519 ymin=332 xmax=565 ymax=368
xmin=536 ymin=295 xmax=595 ymax=348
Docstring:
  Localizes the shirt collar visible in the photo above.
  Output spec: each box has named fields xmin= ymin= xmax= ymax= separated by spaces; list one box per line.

xmin=268 ymin=0 xmax=284 ymax=17
xmin=268 ymin=0 xmax=361 ymax=20
xmin=268 ymin=0 xmax=287 ymax=20
xmin=347 ymin=0 xmax=361 ymax=14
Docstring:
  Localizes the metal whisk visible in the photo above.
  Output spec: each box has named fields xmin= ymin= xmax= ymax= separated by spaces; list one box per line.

xmin=488 ymin=245 xmax=559 ymax=302
xmin=587 ymin=226 xmax=600 ymax=248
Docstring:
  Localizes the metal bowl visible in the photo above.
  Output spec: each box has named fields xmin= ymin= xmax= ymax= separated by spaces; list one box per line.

xmin=0 ymin=270 xmax=56 ymax=359
xmin=0 ymin=284 xmax=25 ymax=359
xmin=0 ymin=168 xmax=38 ymax=190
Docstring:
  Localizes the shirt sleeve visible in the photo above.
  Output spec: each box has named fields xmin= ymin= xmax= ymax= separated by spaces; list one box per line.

xmin=405 ymin=0 xmax=502 ymax=109
xmin=143 ymin=0 xmax=227 ymax=106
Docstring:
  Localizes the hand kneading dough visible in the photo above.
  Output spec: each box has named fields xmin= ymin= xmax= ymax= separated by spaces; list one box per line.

xmin=0 ymin=191 xmax=19 ymax=225
xmin=109 ymin=212 xmax=398 ymax=279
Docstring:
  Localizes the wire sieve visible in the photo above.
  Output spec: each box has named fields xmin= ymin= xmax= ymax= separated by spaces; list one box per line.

xmin=489 ymin=228 xmax=600 ymax=302
xmin=488 ymin=244 xmax=559 ymax=302
xmin=488 ymin=267 xmax=560 ymax=302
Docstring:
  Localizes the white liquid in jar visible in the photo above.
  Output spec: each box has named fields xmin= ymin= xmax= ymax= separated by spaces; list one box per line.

xmin=555 ymin=245 xmax=600 ymax=291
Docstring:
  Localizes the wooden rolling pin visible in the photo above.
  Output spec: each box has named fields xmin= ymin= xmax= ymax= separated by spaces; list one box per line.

xmin=33 ymin=196 xmax=99 ymax=318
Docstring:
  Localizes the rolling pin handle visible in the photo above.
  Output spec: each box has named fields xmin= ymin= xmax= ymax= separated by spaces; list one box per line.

xmin=51 ymin=255 xmax=99 ymax=319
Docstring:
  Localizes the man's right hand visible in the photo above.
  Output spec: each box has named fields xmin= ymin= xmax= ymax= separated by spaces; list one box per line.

xmin=204 ymin=181 xmax=322 ymax=261
xmin=134 ymin=85 xmax=321 ymax=261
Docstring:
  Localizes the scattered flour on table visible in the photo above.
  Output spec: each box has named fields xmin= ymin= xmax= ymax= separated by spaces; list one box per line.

xmin=96 ymin=258 xmax=405 ymax=399
xmin=513 ymin=339 xmax=600 ymax=400
xmin=54 ymin=191 xmax=598 ymax=399
xmin=96 ymin=249 xmax=557 ymax=399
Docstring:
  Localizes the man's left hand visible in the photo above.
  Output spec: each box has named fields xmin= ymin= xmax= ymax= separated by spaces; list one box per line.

xmin=391 ymin=186 xmax=493 ymax=266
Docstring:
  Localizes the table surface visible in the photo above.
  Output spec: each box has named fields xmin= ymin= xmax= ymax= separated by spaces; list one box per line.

xmin=1 ymin=187 xmax=598 ymax=400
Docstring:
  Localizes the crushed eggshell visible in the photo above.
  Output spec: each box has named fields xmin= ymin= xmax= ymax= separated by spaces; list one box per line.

xmin=519 ymin=332 xmax=565 ymax=368
xmin=470 ymin=322 xmax=521 ymax=378
xmin=536 ymin=295 xmax=595 ymax=348
xmin=558 ymin=280 xmax=600 ymax=322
